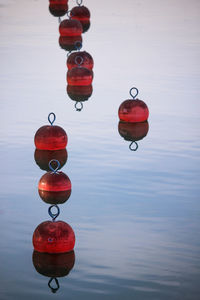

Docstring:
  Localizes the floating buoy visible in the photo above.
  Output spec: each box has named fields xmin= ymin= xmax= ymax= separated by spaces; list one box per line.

xmin=70 ymin=0 xmax=90 ymax=33
xmin=34 ymin=113 xmax=68 ymax=150
xmin=38 ymin=160 xmax=71 ymax=192
xmin=59 ymin=18 xmax=82 ymax=36
xmin=118 ymin=121 xmax=149 ymax=151
xmin=32 ymin=250 xmax=75 ymax=278
xmin=59 ymin=35 xmax=82 ymax=51
xmin=32 ymin=220 xmax=75 ymax=253
xmin=67 ymin=56 xmax=93 ymax=86
xmin=38 ymin=160 xmax=71 ymax=204
xmin=67 ymin=50 xmax=94 ymax=70
xmin=34 ymin=149 xmax=68 ymax=171
xmin=118 ymin=87 xmax=149 ymax=123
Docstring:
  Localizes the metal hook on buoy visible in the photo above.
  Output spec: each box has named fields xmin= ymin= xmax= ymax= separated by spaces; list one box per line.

xmin=48 ymin=159 xmax=61 ymax=173
xmin=76 ymin=0 xmax=83 ymax=6
xmin=48 ymin=277 xmax=60 ymax=293
xmin=75 ymin=101 xmax=83 ymax=111
xmin=48 ymin=205 xmax=60 ymax=221
xmin=48 ymin=113 xmax=56 ymax=126
xmin=129 ymin=87 xmax=139 ymax=99
xmin=129 ymin=141 xmax=138 ymax=151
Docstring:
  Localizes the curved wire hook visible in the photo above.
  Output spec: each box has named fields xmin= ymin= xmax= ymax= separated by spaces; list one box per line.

xmin=129 ymin=141 xmax=138 ymax=151
xmin=48 ymin=205 xmax=60 ymax=221
xmin=49 ymin=159 xmax=61 ymax=173
xmin=129 ymin=87 xmax=139 ymax=99
xmin=76 ymin=0 xmax=83 ymax=6
xmin=75 ymin=101 xmax=83 ymax=111
xmin=48 ymin=112 xmax=56 ymax=126
xmin=75 ymin=55 xmax=84 ymax=66
xmin=48 ymin=278 xmax=60 ymax=293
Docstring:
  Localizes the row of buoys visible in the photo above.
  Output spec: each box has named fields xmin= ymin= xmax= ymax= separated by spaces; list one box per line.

xmin=32 ymin=0 xmax=150 ymax=293
xmin=49 ymin=0 xmax=94 ymax=110
xmin=32 ymin=113 xmax=75 ymax=292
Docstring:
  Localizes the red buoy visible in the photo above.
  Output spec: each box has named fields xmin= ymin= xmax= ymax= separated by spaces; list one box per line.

xmin=59 ymin=19 xmax=82 ymax=36
xmin=70 ymin=3 xmax=90 ymax=33
xmin=67 ymin=56 xmax=93 ymax=86
xmin=67 ymin=51 xmax=94 ymax=70
xmin=34 ymin=113 xmax=68 ymax=151
xmin=34 ymin=149 xmax=68 ymax=171
xmin=38 ymin=163 xmax=71 ymax=193
xmin=38 ymin=159 xmax=71 ymax=204
xmin=59 ymin=35 xmax=82 ymax=51
xmin=32 ymin=250 xmax=75 ymax=278
xmin=118 ymin=87 xmax=149 ymax=123
xmin=32 ymin=220 xmax=75 ymax=253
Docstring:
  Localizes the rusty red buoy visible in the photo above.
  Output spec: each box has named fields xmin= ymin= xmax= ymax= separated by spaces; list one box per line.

xmin=118 ymin=87 xmax=149 ymax=123
xmin=38 ymin=159 xmax=71 ymax=204
xmin=32 ymin=220 xmax=75 ymax=253
xmin=59 ymin=18 xmax=82 ymax=36
xmin=34 ymin=113 xmax=68 ymax=151
xmin=70 ymin=0 xmax=90 ymax=33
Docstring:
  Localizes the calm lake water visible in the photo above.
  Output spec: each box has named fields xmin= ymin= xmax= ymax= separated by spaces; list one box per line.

xmin=0 ymin=0 xmax=200 ymax=299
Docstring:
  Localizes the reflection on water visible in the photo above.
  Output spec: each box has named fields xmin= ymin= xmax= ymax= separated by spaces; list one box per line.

xmin=118 ymin=121 xmax=149 ymax=151
xmin=0 ymin=0 xmax=200 ymax=299
xmin=32 ymin=250 xmax=75 ymax=293
xmin=34 ymin=148 xmax=68 ymax=171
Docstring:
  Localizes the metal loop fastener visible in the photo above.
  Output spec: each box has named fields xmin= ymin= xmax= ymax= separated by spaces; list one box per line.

xmin=48 ymin=112 xmax=56 ymax=125
xmin=48 ymin=159 xmax=61 ymax=173
xmin=48 ymin=277 xmax=60 ymax=293
xmin=129 ymin=141 xmax=138 ymax=151
xmin=76 ymin=0 xmax=83 ymax=6
xmin=129 ymin=87 xmax=139 ymax=99
xmin=75 ymin=101 xmax=83 ymax=111
xmin=48 ymin=205 xmax=60 ymax=221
